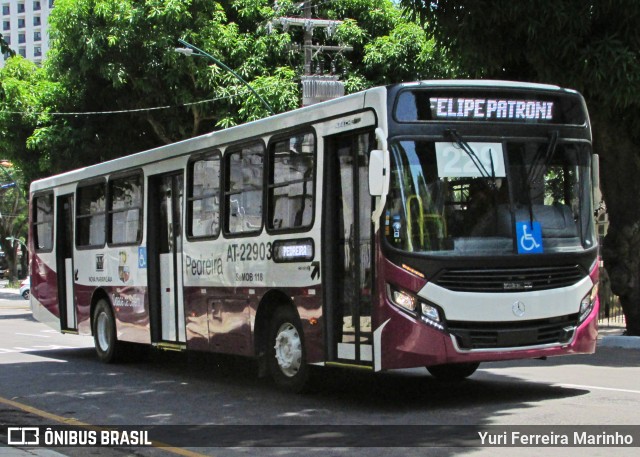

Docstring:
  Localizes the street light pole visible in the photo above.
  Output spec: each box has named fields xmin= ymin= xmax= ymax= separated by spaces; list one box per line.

xmin=175 ymin=39 xmax=275 ymax=116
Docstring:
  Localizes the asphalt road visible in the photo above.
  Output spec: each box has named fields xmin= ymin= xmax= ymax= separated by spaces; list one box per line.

xmin=0 ymin=290 xmax=638 ymax=457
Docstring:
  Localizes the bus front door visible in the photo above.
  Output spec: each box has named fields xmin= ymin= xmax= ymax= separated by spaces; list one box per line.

xmin=324 ymin=131 xmax=375 ymax=366
xmin=148 ymin=173 xmax=186 ymax=345
xmin=56 ymin=194 xmax=77 ymax=332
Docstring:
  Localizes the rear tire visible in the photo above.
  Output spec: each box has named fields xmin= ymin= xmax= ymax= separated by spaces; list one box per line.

xmin=22 ymin=290 xmax=30 ymax=300
xmin=427 ymin=362 xmax=480 ymax=381
xmin=267 ymin=307 xmax=309 ymax=393
xmin=93 ymin=299 xmax=121 ymax=363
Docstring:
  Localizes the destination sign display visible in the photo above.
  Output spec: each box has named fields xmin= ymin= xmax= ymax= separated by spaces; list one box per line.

xmin=272 ymin=238 xmax=315 ymax=263
xmin=430 ymin=98 xmax=554 ymax=121
xmin=394 ymin=89 xmax=587 ymax=125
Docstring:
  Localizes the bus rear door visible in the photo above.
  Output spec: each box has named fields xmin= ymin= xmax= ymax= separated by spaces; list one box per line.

xmin=147 ymin=172 xmax=186 ymax=345
xmin=56 ymin=194 xmax=77 ymax=332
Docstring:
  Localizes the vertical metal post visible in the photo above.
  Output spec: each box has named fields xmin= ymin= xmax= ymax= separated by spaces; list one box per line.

xmin=304 ymin=0 xmax=312 ymax=75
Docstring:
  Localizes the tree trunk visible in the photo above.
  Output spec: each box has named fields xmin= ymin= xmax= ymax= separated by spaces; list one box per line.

xmin=620 ymin=292 xmax=640 ymax=336
xmin=602 ymin=225 xmax=640 ymax=335
xmin=595 ymin=115 xmax=640 ymax=336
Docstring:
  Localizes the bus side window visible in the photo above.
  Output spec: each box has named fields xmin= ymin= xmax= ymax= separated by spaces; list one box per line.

xmin=225 ymin=142 xmax=265 ymax=235
xmin=188 ymin=152 xmax=221 ymax=239
xmin=108 ymin=172 xmax=143 ymax=245
xmin=267 ymin=132 xmax=315 ymax=232
xmin=77 ymin=181 xmax=107 ymax=248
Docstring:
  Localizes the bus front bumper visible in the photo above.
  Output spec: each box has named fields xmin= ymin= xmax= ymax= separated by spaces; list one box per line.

xmin=376 ymin=299 xmax=599 ymax=371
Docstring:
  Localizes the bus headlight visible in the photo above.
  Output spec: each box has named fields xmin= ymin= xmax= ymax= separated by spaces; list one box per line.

xmin=387 ymin=284 xmax=443 ymax=327
xmin=387 ymin=285 xmax=417 ymax=312
xmin=421 ymin=302 xmax=441 ymax=323
xmin=579 ymin=284 xmax=598 ymax=323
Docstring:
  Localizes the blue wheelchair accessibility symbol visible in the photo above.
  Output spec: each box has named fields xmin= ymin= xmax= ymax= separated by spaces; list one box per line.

xmin=516 ymin=221 xmax=543 ymax=254
xmin=138 ymin=247 xmax=148 ymax=268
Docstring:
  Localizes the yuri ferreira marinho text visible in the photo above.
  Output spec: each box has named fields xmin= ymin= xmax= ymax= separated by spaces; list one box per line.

xmin=478 ymin=430 xmax=634 ymax=446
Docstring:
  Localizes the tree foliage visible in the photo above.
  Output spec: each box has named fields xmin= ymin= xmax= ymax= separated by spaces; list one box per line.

xmin=0 ymin=164 xmax=27 ymax=281
xmin=0 ymin=58 xmax=58 ymax=186
xmin=1 ymin=0 xmax=444 ymax=184
xmin=402 ymin=0 xmax=640 ymax=335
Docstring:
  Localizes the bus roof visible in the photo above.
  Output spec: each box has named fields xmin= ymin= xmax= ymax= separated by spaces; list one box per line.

xmin=29 ymin=79 xmax=582 ymax=193
xmin=393 ymin=79 xmax=569 ymax=93
xmin=29 ymin=87 xmax=374 ymax=192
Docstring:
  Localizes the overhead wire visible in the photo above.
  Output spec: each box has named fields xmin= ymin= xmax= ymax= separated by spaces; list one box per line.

xmin=0 ymin=1 xmax=354 ymax=119
xmin=0 ymin=88 xmax=255 ymax=117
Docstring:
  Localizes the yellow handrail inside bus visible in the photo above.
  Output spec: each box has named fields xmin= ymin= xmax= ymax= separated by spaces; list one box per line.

xmin=406 ymin=195 xmax=447 ymax=250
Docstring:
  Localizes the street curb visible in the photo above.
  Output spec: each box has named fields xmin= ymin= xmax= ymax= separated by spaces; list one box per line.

xmin=599 ymin=336 xmax=640 ymax=350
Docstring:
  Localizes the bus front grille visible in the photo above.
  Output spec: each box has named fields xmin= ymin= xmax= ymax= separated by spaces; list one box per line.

xmin=434 ymin=265 xmax=586 ymax=293
xmin=448 ymin=314 xmax=579 ymax=350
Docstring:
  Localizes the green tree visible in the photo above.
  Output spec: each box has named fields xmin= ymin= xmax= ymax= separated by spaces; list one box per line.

xmin=402 ymin=0 xmax=640 ymax=335
xmin=323 ymin=0 xmax=453 ymax=87
xmin=0 ymin=162 xmax=28 ymax=280
xmin=1 ymin=0 xmax=300 ymax=178
xmin=1 ymin=0 xmax=444 ymax=182
xmin=0 ymin=57 xmax=57 ymax=186
xmin=0 ymin=59 xmax=43 ymax=278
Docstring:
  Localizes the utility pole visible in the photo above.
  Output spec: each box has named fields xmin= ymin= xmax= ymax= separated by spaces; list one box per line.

xmin=271 ymin=0 xmax=353 ymax=106
xmin=303 ymin=0 xmax=313 ymax=76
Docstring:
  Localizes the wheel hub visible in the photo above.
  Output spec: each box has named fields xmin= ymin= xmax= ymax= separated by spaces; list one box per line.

xmin=96 ymin=312 xmax=110 ymax=352
xmin=274 ymin=323 xmax=302 ymax=377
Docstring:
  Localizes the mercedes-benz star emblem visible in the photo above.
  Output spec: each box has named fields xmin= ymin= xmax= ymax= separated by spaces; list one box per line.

xmin=512 ymin=301 xmax=526 ymax=317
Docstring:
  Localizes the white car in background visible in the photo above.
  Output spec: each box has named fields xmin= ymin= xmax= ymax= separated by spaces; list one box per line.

xmin=19 ymin=277 xmax=30 ymax=300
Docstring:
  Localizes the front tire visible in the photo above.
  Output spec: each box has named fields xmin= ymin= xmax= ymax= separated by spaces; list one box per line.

xmin=267 ymin=307 xmax=309 ymax=393
xmin=427 ymin=362 xmax=480 ymax=382
xmin=93 ymin=299 xmax=121 ymax=363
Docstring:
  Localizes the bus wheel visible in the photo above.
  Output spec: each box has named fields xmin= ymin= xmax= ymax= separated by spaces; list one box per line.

xmin=267 ymin=307 xmax=309 ymax=393
xmin=93 ymin=299 xmax=121 ymax=363
xmin=427 ymin=362 xmax=480 ymax=381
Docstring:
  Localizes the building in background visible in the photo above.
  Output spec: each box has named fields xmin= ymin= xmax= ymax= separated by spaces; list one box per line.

xmin=1 ymin=0 xmax=55 ymax=67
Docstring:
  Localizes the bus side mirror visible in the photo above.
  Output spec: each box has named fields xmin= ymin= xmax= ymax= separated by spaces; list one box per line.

xmin=369 ymin=149 xmax=389 ymax=196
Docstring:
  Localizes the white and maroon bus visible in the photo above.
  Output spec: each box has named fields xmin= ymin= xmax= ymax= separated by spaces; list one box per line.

xmin=29 ymin=80 xmax=600 ymax=392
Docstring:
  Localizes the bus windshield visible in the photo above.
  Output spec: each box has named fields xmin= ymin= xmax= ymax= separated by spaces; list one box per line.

xmin=384 ymin=139 xmax=595 ymax=256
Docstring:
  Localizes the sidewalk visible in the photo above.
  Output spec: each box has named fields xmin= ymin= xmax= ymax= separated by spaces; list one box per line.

xmin=598 ymin=324 xmax=640 ymax=349
xmin=0 ymin=282 xmax=25 ymax=305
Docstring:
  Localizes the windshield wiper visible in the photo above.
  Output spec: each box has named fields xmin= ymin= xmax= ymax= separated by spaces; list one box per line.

xmin=523 ymin=130 xmax=559 ymax=224
xmin=446 ymin=129 xmax=497 ymax=186
xmin=527 ymin=130 xmax=559 ymax=189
